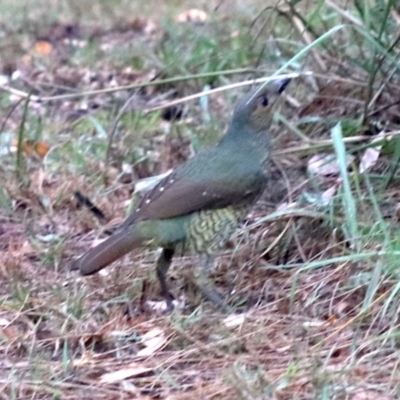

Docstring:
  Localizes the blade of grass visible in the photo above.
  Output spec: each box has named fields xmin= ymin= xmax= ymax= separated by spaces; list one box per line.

xmin=275 ymin=251 xmax=400 ymax=272
xmin=331 ymin=122 xmax=360 ymax=251
xmin=254 ymin=24 xmax=345 ymax=97
xmin=16 ymin=95 xmax=31 ymax=184
xmin=382 ymin=136 xmax=400 ymax=189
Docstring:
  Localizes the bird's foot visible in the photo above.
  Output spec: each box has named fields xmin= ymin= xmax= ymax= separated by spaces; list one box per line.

xmin=192 ymin=256 xmax=231 ymax=312
xmin=197 ymin=285 xmax=231 ymax=313
xmin=161 ymin=289 xmax=176 ymax=313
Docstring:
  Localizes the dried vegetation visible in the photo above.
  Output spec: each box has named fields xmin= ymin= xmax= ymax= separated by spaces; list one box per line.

xmin=1 ymin=0 xmax=400 ymax=398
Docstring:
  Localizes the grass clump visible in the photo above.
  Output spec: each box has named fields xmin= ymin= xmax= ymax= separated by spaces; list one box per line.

xmin=1 ymin=1 xmax=400 ymax=398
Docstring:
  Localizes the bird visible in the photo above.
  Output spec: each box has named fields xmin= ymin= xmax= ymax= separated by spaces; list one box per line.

xmin=73 ymin=77 xmax=291 ymax=310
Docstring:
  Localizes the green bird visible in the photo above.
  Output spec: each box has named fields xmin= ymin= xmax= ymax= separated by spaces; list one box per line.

xmin=73 ymin=77 xmax=290 ymax=310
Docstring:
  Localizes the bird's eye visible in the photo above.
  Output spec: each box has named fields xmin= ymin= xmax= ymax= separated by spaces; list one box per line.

xmin=258 ymin=95 xmax=269 ymax=107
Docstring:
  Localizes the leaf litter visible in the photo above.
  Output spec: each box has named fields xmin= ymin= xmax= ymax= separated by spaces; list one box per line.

xmin=1 ymin=1 xmax=400 ymax=399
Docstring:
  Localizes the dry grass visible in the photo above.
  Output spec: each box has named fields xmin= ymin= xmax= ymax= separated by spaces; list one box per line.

xmin=1 ymin=0 xmax=400 ymax=399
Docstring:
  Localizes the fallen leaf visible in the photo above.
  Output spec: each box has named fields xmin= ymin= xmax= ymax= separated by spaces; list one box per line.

xmin=0 ymin=325 xmax=24 ymax=341
xmin=33 ymin=141 xmax=50 ymax=157
xmin=146 ymin=296 xmax=185 ymax=312
xmin=32 ymin=40 xmax=53 ymax=56
xmin=0 ymin=74 xmax=8 ymax=85
xmin=99 ymin=363 xmax=152 ymax=384
xmin=137 ymin=327 xmax=166 ymax=357
xmin=359 ymin=147 xmax=380 ymax=174
xmin=141 ymin=327 xmax=163 ymax=341
xmin=359 ymin=139 xmax=384 ymax=174
xmin=276 ymin=202 xmax=298 ymax=211
xmin=137 ymin=336 xmax=166 ymax=356
xmin=0 ymin=132 xmax=13 ymax=155
xmin=307 ymin=153 xmax=354 ymax=176
xmin=302 ymin=320 xmax=327 ymax=328
xmin=223 ymin=313 xmax=246 ymax=328
xmin=351 ymin=389 xmax=392 ymax=400
xmin=176 ymin=9 xmax=208 ymax=24
xmin=322 ymin=185 xmax=337 ymax=202
xmin=12 ymin=140 xmax=50 ymax=158
xmin=335 ymin=301 xmax=352 ymax=317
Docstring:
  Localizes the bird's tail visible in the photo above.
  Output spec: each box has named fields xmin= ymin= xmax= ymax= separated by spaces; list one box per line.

xmin=73 ymin=227 xmax=144 ymax=275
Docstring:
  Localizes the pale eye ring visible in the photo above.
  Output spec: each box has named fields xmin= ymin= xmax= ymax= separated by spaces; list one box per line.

xmin=258 ymin=96 xmax=269 ymax=107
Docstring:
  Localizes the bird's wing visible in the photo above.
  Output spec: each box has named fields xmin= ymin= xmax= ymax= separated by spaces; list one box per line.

xmin=122 ymin=168 xmax=264 ymax=226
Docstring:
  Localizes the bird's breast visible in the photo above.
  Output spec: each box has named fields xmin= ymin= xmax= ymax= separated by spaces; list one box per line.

xmin=184 ymin=206 xmax=247 ymax=254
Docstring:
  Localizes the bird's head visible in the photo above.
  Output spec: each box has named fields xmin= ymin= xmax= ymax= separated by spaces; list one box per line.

xmin=231 ymin=77 xmax=290 ymax=133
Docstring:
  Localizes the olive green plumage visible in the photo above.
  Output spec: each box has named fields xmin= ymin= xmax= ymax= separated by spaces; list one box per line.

xmin=72 ymin=77 xmax=290 ymax=310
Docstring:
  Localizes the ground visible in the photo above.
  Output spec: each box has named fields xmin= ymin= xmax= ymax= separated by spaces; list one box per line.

xmin=0 ymin=1 xmax=400 ymax=399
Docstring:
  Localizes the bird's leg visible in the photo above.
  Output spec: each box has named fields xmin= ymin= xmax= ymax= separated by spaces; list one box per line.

xmin=156 ymin=247 xmax=175 ymax=311
xmin=193 ymin=255 xmax=229 ymax=311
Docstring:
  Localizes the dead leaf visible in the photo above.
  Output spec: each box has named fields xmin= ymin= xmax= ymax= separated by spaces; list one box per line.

xmin=302 ymin=320 xmax=327 ymax=328
xmin=335 ymin=301 xmax=352 ymax=317
xmin=303 ymin=184 xmax=337 ymax=208
xmin=141 ymin=328 xmax=163 ymax=341
xmin=359 ymin=147 xmax=380 ymax=173
xmin=351 ymin=390 xmax=392 ymax=400
xmin=176 ymin=9 xmax=208 ymax=24
xmin=12 ymin=140 xmax=50 ymax=158
xmin=137 ymin=337 xmax=166 ymax=356
xmin=137 ymin=327 xmax=166 ymax=357
xmin=307 ymin=153 xmax=354 ymax=176
xmin=99 ymin=363 xmax=152 ymax=384
xmin=33 ymin=141 xmax=50 ymax=157
xmin=0 ymin=323 xmax=24 ymax=342
xmin=32 ymin=40 xmax=53 ymax=56
xmin=0 ymin=132 xmax=13 ymax=156
xmin=146 ymin=296 xmax=185 ymax=312
xmin=276 ymin=201 xmax=298 ymax=211
xmin=223 ymin=313 xmax=246 ymax=328
xmin=321 ymin=185 xmax=337 ymax=202
xmin=359 ymin=132 xmax=386 ymax=174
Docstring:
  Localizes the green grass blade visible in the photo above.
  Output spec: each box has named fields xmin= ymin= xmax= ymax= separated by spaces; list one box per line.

xmin=331 ymin=122 xmax=360 ymax=251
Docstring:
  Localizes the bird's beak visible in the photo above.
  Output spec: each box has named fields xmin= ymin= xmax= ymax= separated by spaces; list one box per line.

xmin=274 ymin=77 xmax=291 ymax=94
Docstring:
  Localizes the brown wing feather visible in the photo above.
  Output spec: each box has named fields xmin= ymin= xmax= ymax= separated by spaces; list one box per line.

xmin=122 ymin=170 xmax=263 ymax=227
